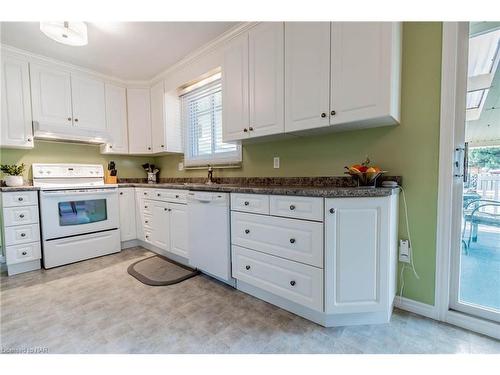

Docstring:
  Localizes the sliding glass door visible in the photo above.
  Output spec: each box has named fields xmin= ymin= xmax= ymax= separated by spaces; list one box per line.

xmin=450 ymin=22 xmax=500 ymax=323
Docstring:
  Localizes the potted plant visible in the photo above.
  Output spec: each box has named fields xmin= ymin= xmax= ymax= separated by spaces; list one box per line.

xmin=1 ymin=164 xmax=26 ymax=187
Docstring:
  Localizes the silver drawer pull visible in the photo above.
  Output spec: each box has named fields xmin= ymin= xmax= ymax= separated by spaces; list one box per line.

xmin=19 ymin=214 xmax=25 ymax=218
xmin=20 ymin=233 xmax=26 ymax=237
xmin=245 ymin=265 xmax=251 ymax=270
xmin=22 ymin=251 xmax=27 ymax=256
xmin=289 ymin=205 xmax=295 ymax=211
xmin=245 ymin=229 xmax=250 ymax=234
xmin=289 ymin=238 xmax=296 ymax=244
xmin=244 ymin=201 xmax=249 ymax=206
xmin=290 ymin=280 xmax=296 ymax=286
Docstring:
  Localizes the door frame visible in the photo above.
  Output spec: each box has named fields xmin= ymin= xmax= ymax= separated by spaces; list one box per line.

xmin=435 ymin=22 xmax=500 ymax=339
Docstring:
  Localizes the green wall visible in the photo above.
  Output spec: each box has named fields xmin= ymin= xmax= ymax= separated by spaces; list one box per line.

xmin=0 ymin=141 xmax=154 ymax=179
xmin=0 ymin=22 xmax=442 ymax=305
xmin=154 ymin=22 xmax=443 ymax=305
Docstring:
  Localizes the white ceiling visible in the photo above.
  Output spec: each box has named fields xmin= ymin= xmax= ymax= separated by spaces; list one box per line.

xmin=0 ymin=22 xmax=238 ymax=81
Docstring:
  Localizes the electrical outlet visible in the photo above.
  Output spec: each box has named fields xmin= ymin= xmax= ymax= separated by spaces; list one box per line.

xmin=178 ymin=162 xmax=184 ymax=171
xmin=399 ymin=239 xmax=410 ymax=263
xmin=273 ymin=157 xmax=280 ymax=169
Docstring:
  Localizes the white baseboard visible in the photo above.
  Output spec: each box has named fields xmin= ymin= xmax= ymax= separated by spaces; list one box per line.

xmin=394 ymin=296 xmax=438 ymax=320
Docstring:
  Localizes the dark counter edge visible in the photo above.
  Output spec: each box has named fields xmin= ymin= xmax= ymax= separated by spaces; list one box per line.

xmin=0 ymin=183 xmax=398 ymax=197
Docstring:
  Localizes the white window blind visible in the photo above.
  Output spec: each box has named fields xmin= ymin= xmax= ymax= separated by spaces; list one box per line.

xmin=182 ymin=77 xmax=241 ymax=167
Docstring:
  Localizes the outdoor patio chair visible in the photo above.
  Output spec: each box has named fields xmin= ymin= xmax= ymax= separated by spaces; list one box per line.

xmin=462 ymin=199 xmax=500 ymax=254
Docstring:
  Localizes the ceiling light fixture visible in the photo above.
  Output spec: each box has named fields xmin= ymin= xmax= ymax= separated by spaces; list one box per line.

xmin=40 ymin=21 xmax=88 ymax=46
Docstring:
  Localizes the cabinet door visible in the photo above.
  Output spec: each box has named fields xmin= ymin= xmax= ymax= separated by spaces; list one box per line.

xmin=330 ymin=22 xmax=396 ymax=126
xmin=151 ymin=81 xmax=166 ymax=153
xmin=150 ymin=200 xmax=170 ymax=251
xmin=101 ymin=84 xmax=128 ymax=154
xmin=71 ymin=74 xmax=106 ymax=132
xmin=127 ymin=88 xmax=152 ymax=154
xmin=1 ymin=55 xmax=33 ymax=148
xmin=248 ymin=22 xmax=284 ymax=138
xmin=30 ymin=64 xmax=73 ymax=129
xmin=284 ymin=22 xmax=331 ymax=132
xmin=324 ymin=197 xmax=390 ymax=314
xmin=164 ymin=90 xmax=183 ymax=153
xmin=169 ymin=203 xmax=188 ymax=259
xmin=118 ymin=188 xmax=136 ymax=241
xmin=222 ymin=32 xmax=250 ymax=142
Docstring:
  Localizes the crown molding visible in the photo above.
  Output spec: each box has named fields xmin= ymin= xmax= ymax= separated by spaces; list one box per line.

xmin=149 ymin=22 xmax=258 ymax=84
xmin=1 ymin=22 xmax=257 ymax=88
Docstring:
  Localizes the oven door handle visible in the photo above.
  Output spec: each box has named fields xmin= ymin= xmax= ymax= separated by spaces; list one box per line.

xmin=41 ymin=189 xmax=117 ymax=198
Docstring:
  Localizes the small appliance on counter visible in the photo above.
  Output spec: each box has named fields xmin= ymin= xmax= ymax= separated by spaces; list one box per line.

xmin=142 ymin=163 xmax=160 ymax=184
xmin=105 ymin=161 xmax=117 ymax=184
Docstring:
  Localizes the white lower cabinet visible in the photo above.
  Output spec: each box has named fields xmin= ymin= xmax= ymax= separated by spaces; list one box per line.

xmin=232 ymin=245 xmax=323 ymax=311
xmin=1 ymin=191 xmax=41 ymax=275
xmin=324 ymin=196 xmax=398 ymax=316
xmin=118 ymin=188 xmax=136 ymax=242
xmin=133 ymin=188 xmax=188 ymax=260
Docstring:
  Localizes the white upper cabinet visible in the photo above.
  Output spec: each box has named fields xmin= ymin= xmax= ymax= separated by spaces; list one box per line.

xmin=164 ymin=90 xmax=183 ymax=153
xmin=127 ymin=88 xmax=152 ymax=154
xmin=222 ymin=32 xmax=250 ymax=142
xmin=70 ymin=74 xmax=106 ymax=132
xmin=330 ymin=22 xmax=401 ymax=128
xmin=30 ymin=64 xmax=73 ymax=131
xmin=101 ymin=84 xmax=129 ymax=154
xmin=151 ymin=80 xmax=165 ymax=153
xmin=1 ymin=54 xmax=33 ymax=148
xmin=284 ymin=22 xmax=331 ymax=132
xmin=248 ymin=22 xmax=284 ymax=138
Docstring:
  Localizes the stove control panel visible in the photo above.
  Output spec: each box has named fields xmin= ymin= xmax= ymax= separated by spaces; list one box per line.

xmin=32 ymin=164 xmax=104 ymax=179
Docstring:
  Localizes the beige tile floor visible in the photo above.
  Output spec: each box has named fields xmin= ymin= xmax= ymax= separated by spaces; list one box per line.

xmin=1 ymin=247 xmax=499 ymax=354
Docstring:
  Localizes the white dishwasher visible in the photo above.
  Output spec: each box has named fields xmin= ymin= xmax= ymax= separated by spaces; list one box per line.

xmin=187 ymin=191 xmax=232 ymax=284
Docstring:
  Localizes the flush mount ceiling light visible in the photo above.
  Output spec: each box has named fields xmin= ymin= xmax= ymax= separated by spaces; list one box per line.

xmin=40 ymin=22 xmax=88 ymax=46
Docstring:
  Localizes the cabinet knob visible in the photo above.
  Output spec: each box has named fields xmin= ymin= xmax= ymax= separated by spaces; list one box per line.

xmin=109 ymin=145 xmax=113 ymax=149
xmin=27 ymin=138 xmax=32 ymax=142
xmin=175 ymin=195 xmax=179 ymax=198
xmin=18 ymin=197 xmax=24 ymax=201
xmin=331 ymin=110 xmax=336 ymax=116
xmin=243 ymin=128 xmax=248 ymax=132
xmin=249 ymin=127 xmax=254 ymax=131
xmin=145 ymin=220 xmax=148 ymax=224
xmin=157 ymin=193 xmax=161 ymax=197
xmin=321 ymin=113 xmax=327 ymax=118
xmin=22 ymin=251 xmax=27 ymax=256
xmin=74 ymin=118 xmax=79 ymax=122
xmin=289 ymin=204 xmax=295 ymax=211
xmin=164 ymin=208 xmax=168 ymax=211
xmin=20 ymin=233 xmax=26 ymax=237
xmin=161 ymin=145 xmax=164 ymax=148
xmin=329 ymin=208 xmax=335 ymax=214
xmin=67 ymin=117 xmax=72 ymax=121
xmin=169 ymin=208 xmax=172 ymax=212
xmin=19 ymin=214 xmax=25 ymax=218
xmin=245 ymin=265 xmax=251 ymax=270
xmin=290 ymin=280 xmax=296 ymax=286
xmin=244 ymin=201 xmax=249 ymax=206
xmin=245 ymin=229 xmax=250 ymax=234
xmin=144 ymin=205 xmax=148 ymax=208
xmin=145 ymin=235 xmax=149 ymax=239
xmin=148 ymin=147 xmax=151 ymax=150
xmin=289 ymin=238 xmax=296 ymax=244
xmin=120 ymin=192 xmax=123 ymax=195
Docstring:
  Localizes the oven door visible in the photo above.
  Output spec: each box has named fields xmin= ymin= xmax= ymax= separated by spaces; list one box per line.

xmin=39 ymin=187 xmax=119 ymax=240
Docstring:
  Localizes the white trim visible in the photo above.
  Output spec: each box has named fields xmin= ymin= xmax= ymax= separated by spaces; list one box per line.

xmin=394 ymin=296 xmax=438 ymax=320
xmin=445 ymin=310 xmax=500 ymax=340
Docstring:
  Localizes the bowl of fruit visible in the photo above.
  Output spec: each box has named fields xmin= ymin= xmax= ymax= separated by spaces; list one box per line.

xmin=345 ymin=158 xmax=386 ymax=187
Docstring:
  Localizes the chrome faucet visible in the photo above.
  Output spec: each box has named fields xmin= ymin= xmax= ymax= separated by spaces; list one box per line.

xmin=207 ymin=166 xmax=214 ymax=185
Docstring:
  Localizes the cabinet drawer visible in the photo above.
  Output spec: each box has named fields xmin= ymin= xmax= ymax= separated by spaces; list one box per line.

xmin=270 ymin=195 xmax=323 ymax=221
xmin=4 ymin=223 xmax=40 ymax=246
xmin=6 ymin=242 xmax=41 ymax=265
xmin=142 ymin=200 xmax=152 ymax=215
xmin=2 ymin=191 xmax=38 ymax=207
xmin=138 ymin=189 xmax=154 ymax=199
xmin=231 ymin=212 xmax=323 ymax=267
xmin=154 ymin=189 xmax=188 ymax=204
xmin=231 ymin=193 xmax=269 ymax=214
xmin=142 ymin=214 xmax=153 ymax=230
xmin=232 ymin=245 xmax=323 ymax=311
xmin=3 ymin=205 xmax=39 ymax=226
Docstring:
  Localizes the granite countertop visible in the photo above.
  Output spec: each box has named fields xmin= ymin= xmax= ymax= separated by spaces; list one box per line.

xmin=1 ymin=176 xmax=400 ymax=198
xmin=118 ymin=182 xmax=398 ymax=198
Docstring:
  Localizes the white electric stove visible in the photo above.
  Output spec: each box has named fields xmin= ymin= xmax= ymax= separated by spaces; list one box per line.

xmin=33 ymin=164 xmax=121 ymax=268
